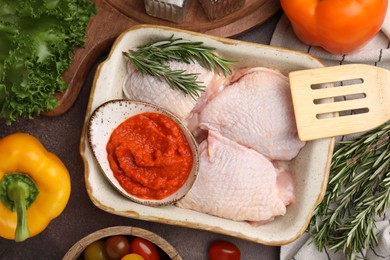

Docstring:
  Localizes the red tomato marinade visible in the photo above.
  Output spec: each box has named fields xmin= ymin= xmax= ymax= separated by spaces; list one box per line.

xmin=106 ymin=112 xmax=193 ymax=200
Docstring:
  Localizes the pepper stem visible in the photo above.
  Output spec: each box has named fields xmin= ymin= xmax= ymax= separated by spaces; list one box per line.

xmin=8 ymin=180 xmax=31 ymax=241
xmin=0 ymin=173 xmax=39 ymax=242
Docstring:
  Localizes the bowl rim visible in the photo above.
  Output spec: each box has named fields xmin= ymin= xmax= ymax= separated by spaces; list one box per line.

xmin=87 ymin=99 xmax=200 ymax=207
xmin=62 ymin=225 xmax=182 ymax=259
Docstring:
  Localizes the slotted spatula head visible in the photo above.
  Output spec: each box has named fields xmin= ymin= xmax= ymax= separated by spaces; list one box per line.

xmin=289 ymin=64 xmax=390 ymax=141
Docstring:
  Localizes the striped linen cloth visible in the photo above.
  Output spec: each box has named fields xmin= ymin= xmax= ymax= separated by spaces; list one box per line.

xmin=270 ymin=10 xmax=390 ymax=260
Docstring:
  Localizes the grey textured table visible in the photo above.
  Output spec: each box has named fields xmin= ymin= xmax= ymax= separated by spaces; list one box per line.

xmin=0 ymin=11 xmax=283 ymax=260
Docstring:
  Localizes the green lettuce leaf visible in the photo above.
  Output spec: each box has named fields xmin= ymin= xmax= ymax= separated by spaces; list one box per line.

xmin=0 ymin=0 xmax=97 ymax=124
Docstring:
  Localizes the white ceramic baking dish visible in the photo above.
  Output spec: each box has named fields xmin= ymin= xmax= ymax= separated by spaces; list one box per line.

xmin=79 ymin=24 xmax=335 ymax=246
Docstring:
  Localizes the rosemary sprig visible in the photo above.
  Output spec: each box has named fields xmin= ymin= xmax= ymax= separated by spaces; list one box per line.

xmin=123 ymin=37 xmax=235 ymax=99
xmin=308 ymin=123 xmax=390 ymax=259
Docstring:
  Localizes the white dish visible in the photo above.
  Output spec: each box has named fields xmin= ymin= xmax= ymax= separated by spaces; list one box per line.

xmin=80 ymin=25 xmax=335 ymax=245
xmin=87 ymin=99 xmax=199 ymax=206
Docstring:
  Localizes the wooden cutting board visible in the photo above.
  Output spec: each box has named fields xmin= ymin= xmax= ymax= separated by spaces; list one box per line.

xmin=44 ymin=0 xmax=280 ymax=116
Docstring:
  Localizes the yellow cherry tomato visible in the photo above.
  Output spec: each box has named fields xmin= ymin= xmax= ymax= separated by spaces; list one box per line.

xmin=121 ymin=253 xmax=145 ymax=260
xmin=84 ymin=240 xmax=108 ymax=260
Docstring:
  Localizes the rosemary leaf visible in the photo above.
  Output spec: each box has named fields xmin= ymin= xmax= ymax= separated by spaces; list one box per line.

xmin=123 ymin=37 xmax=235 ymax=99
xmin=308 ymin=122 xmax=390 ymax=260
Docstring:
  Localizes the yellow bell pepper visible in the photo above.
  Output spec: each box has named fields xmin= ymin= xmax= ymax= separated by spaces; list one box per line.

xmin=0 ymin=133 xmax=71 ymax=242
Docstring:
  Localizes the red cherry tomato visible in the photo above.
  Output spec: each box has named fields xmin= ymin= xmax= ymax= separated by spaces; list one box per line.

xmin=209 ymin=240 xmax=241 ymax=260
xmin=104 ymin=235 xmax=131 ymax=260
xmin=129 ymin=237 xmax=160 ymax=260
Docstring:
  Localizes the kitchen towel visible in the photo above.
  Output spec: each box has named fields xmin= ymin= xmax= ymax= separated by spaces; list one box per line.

xmin=270 ymin=8 xmax=390 ymax=260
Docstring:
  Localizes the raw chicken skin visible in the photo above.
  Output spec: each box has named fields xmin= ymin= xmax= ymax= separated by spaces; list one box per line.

xmin=123 ymin=60 xmax=222 ymax=120
xmin=247 ymin=162 xmax=296 ymax=226
xmin=176 ymin=131 xmax=288 ymax=222
xmin=199 ymin=67 xmax=305 ymax=160
xmin=274 ymin=161 xmax=295 ymax=205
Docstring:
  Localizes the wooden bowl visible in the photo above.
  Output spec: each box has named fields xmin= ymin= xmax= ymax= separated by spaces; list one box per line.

xmin=63 ymin=226 xmax=182 ymax=259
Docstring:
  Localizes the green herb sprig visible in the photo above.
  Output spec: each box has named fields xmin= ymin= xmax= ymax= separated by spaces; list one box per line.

xmin=308 ymin=123 xmax=390 ymax=259
xmin=123 ymin=37 xmax=235 ymax=99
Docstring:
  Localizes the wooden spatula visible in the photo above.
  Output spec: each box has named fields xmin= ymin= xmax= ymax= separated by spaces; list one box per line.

xmin=289 ymin=64 xmax=390 ymax=141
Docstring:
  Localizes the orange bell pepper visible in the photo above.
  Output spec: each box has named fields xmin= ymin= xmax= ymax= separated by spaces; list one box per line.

xmin=280 ymin=0 xmax=388 ymax=54
xmin=0 ymin=133 xmax=71 ymax=242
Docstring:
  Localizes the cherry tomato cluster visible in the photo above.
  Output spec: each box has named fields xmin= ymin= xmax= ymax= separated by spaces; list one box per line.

xmin=83 ymin=235 xmax=163 ymax=260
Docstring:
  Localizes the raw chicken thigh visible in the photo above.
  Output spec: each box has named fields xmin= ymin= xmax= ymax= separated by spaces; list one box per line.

xmin=123 ymin=60 xmax=222 ymax=120
xmin=124 ymin=60 xmax=301 ymax=224
xmin=199 ymin=67 xmax=305 ymax=160
xmin=176 ymin=131 xmax=293 ymax=222
xmin=274 ymin=162 xmax=295 ymax=206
